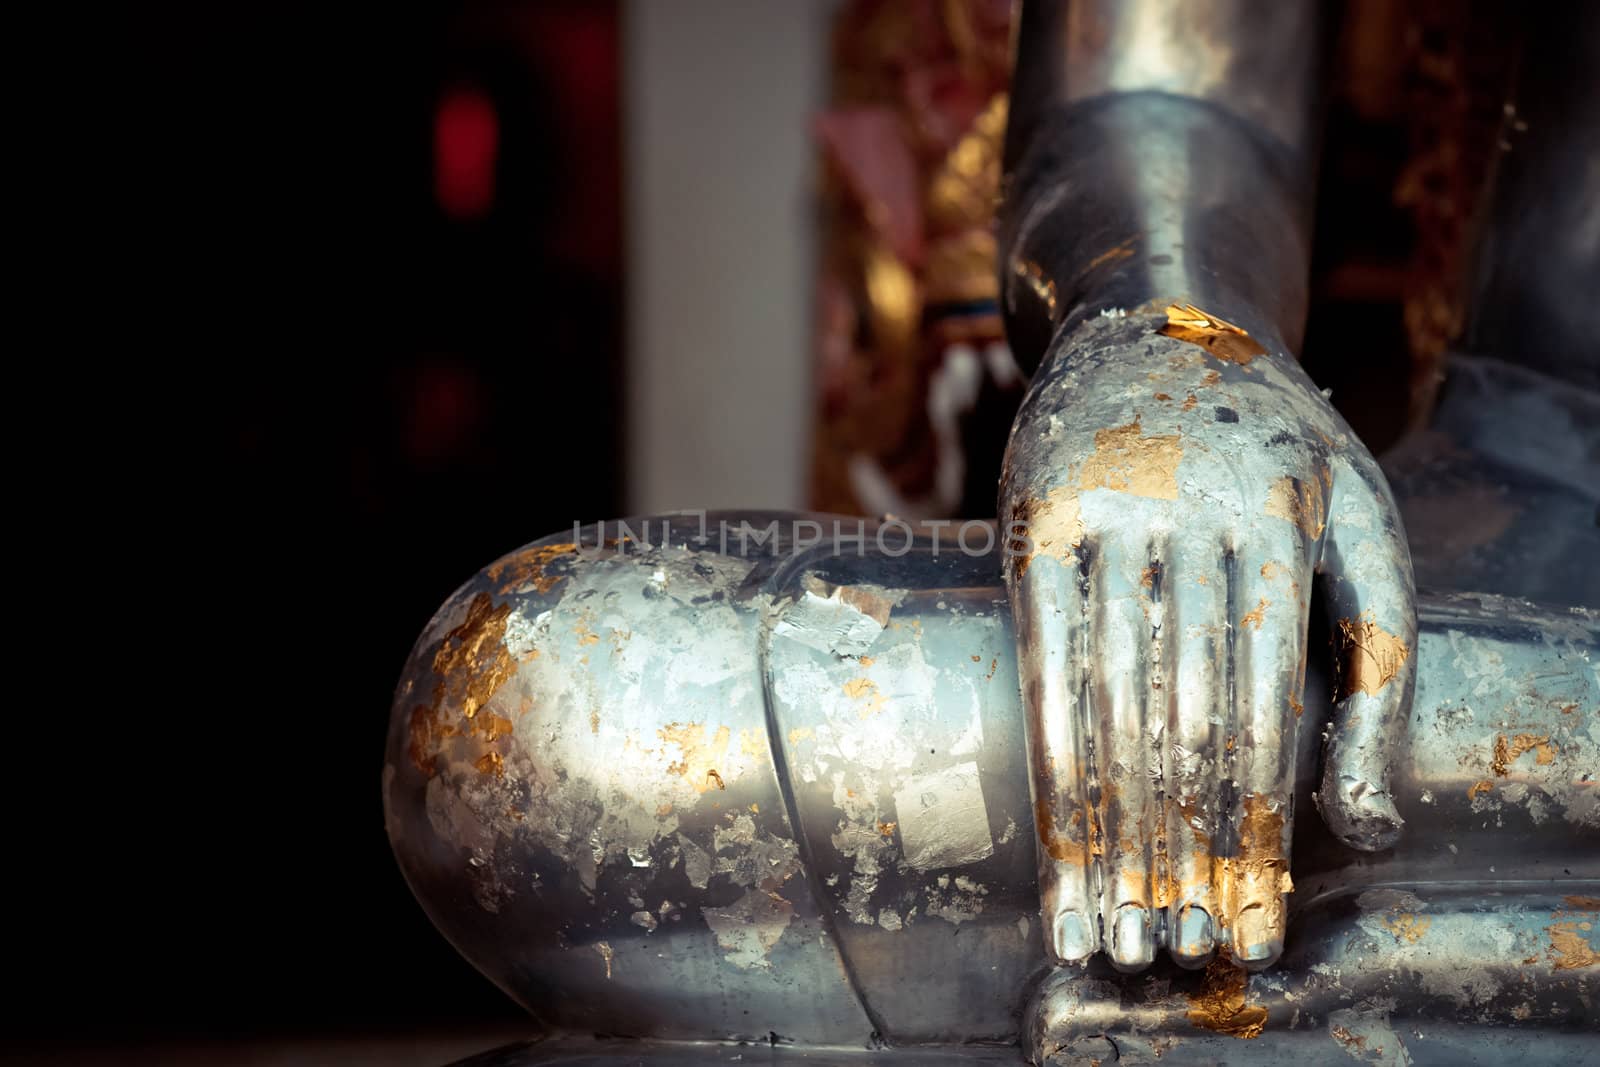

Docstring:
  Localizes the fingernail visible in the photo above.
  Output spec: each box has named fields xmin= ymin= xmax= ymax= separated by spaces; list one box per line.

xmin=1233 ymin=903 xmax=1283 ymax=965
xmin=1326 ymin=772 xmax=1404 ymax=850
xmin=1171 ymin=904 xmax=1215 ymax=966
xmin=1109 ymin=903 xmax=1154 ymax=970
xmin=1052 ymin=909 xmax=1096 ymax=962
xmin=1353 ymin=786 xmax=1402 ymax=828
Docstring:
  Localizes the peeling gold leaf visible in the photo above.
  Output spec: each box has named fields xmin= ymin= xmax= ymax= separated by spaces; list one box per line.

xmin=844 ymin=677 xmax=887 ymax=718
xmin=1208 ymin=794 xmax=1289 ymax=950
xmin=1034 ymin=796 xmax=1084 ymax=864
xmin=1186 ymin=952 xmax=1268 ymax=1038
xmin=1264 ymin=477 xmax=1327 ymax=540
xmin=1335 ymin=615 xmax=1410 ymax=699
xmin=485 ymin=543 xmax=577 ymax=595
xmin=1492 ymin=733 xmax=1558 ymax=775
xmin=1160 ymin=303 xmax=1266 ymax=366
xmin=658 ymin=722 xmax=733 ymax=794
xmin=1078 ymin=417 xmax=1183 ymax=499
xmin=739 ymin=729 xmax=768 ymax=757
xmin=1022 ymin=486 xmax=1085 ymax=577
xmin=1548 ymin=922 xmax=1599 ymax=970
xmin=431 ymin=592 xmax=518 ymax=721
xmin=1085 ymin=237 xmax=1137 ymax=273
xmin=1380 ymin=912 xmax=1432 ymax=943
xmin=1012 ymin=258 xmax=1057 ymax=315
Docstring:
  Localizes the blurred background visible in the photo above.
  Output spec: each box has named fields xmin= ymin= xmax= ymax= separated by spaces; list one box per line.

xmin=29 ymin=0 xmax=1516 ymax=1061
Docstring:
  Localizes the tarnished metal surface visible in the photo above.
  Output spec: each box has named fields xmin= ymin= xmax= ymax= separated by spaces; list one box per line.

xmin=996 ymin=0 xmax=1421 ymax=976
xmin=385 ymin=516 xmax=1596 ymax=1063
xmin=765 ymin=546 xmax=1039 ymax=1041
xmin=385 ymin=514 xmax=873 ymax=1046
xmin=998 ymin=305 xmax=1418 ymax=973
xmin=1029 ymin=890 xmax=1600 ymax=1064
xmin=1001 ymin=1 xmax=1321 ymax=374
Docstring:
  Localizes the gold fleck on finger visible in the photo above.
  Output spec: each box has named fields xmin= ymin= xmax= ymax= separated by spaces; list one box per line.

xmin=1263 ymin=477 xmax=1327 ymax=540
xmin=1334 ymin=614 xmax=1410 ymax=698
xmin=1078 ymin=417 xmax=1183 ymax=499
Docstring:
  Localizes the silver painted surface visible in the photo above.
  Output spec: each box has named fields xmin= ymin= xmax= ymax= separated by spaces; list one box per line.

xmin=386 ymin=515 xmax=1597 ymax=1063
xmin=1028 ymin=889 xmax=1600 ymax=1064
xmin=999 ymin=307 xmax=1418 ymax=973
xmin=385 ymin=515 xmax=873 ymax=1047
xmin=997 ymin=0 xmax=1418 ymax=975
xmin=1001 ymin=0 xmax=1321 ymax=373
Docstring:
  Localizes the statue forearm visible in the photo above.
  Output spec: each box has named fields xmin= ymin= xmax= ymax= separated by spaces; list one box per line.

xmin=1001 ymin=0 xmax=1325 ymax=373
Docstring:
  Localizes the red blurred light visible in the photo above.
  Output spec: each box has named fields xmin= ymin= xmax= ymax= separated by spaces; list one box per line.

xmin=434 ymin=86 xmax=498 ymax=220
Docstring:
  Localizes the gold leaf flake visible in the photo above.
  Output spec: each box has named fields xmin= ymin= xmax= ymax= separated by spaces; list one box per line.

xmin=1160 ymin=303 xmax=1266 ymax=366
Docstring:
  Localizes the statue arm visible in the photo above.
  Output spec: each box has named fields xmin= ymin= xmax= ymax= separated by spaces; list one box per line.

xmin=1000 ymin=0 xmax=1417 ymax=972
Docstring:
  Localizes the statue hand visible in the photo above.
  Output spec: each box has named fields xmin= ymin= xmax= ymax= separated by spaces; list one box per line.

xmin=1003 ymin=303 xmax=1416 ymax=971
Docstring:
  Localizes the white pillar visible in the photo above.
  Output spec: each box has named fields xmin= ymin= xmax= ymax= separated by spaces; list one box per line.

xmin=623 ymin=0 xmax=833 ymax=513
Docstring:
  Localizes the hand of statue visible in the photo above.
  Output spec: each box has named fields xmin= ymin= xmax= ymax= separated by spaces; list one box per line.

xmin=1002 ymin=302 xmax=1416 ymax=971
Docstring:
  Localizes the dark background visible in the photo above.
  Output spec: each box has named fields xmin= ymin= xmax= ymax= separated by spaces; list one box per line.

xmin=26 ymin=2 xmax=622 ymax=1059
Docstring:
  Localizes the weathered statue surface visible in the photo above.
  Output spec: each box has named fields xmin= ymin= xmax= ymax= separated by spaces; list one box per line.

xmin=996 ymin=1 xmax=1411 ymax=975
